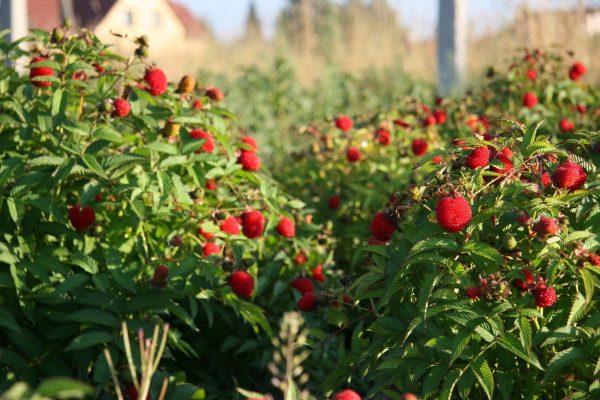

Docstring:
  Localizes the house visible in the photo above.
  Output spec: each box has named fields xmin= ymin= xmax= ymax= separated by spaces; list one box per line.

xmin=27 ymin=0 xmax=210 ymax=76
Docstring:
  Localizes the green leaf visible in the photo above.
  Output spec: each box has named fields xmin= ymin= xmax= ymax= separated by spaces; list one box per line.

xmin=471 ymin=357 xmax=494 ymax=400
xmin=63 ymin=309 xmax=120 ymax=328
xmin=498 ymin=333 xmax=542 ymax=369
xmin=70 ymin=254 xmax=99 ymax=275
xmin=580 ymin=268 xmax=595 ymax=304
xmin=65 ymin=331 xmax=113 ymax=351
xmin=36 ymin=378 xmax=94 ymax=398
xmin=145 ymin=142 xmax=178 ymax=155
xmin=0 ymin=308 xmax=22 ymax=334
xmin=51 ymin=88 xmax=67 ymax=118
xmin=567 ymin=292 xmax=587 ymax=326
xmin=544 ymin=347 xmax=586 ymax=380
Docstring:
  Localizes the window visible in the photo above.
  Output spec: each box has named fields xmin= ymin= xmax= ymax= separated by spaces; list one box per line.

xmin=123 ymin=10 xmax=133 ymax=26
xmin=152 ymin=12 xmax=161 ymax=27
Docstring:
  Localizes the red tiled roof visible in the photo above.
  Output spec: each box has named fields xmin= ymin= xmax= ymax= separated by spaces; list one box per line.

xmin=28 ymin=0 xmax=62 ymax=31
xmin=168 ymin=1 xmax=206 ymax=38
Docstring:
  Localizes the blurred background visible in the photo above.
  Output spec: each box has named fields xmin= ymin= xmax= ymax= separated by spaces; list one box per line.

xmin=22 ymin=0 xmax=600 ymax=84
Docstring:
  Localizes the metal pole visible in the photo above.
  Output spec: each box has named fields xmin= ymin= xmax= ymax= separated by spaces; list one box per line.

xmin=437 ymin=0 xmax=468 ymax=95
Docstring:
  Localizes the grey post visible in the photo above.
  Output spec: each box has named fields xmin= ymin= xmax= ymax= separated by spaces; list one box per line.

xmin=437 ymin=0 xmax=468 ymax=95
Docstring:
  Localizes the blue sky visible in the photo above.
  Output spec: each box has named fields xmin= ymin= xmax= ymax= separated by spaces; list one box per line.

xmin=177 ymin=0 xmax=584 ymax=41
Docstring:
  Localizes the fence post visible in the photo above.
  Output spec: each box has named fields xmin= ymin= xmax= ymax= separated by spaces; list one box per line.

xmin=437 ymin=0 xmax=468 ymax=95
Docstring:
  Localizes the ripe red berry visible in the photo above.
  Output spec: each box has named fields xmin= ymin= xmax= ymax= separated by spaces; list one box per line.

xmin=68 ymin=204 xmax=96 ymax=231
xmin=569 ymin=62 xmax=586 ymax=81
xmin=433 ymin=109 xmax=447 ymax=124
xmin=559 ymin=118 xmax=575 ymax=133
xmin=241 ymin=136 xmax=258 ymax=152
xmin=144 ymin=67 xmax=168 ymax=96
xmin=238 ymin=150 xmax=261 ymax=171
xmin=522 ymin=92 xmax=538 ymax=108
xmin=229 ymin=271 xmax=254 ymax=299
xmin=411 ymin=139 xmax=428 ymax=156
xmin=375 ymin=128 xmax=391 ymax=145
xmin=112 ymin=98 xmax=131 ymax=118
xmin=369 ymin=211 xmax=396 ymax=242
xmin=436 ymin=194 xmax=472 ymax=233
xmin=335 ymin=115 xmax=353 ymax=132
xmin=276 ymin=217 xmax=295 ymax=238
xmin=189 ymin=129 xmax=215 ymax=153
xmin=29 ymin=56 xmax=54 ymax=87
xmin=297 ymin=291 xmax=317 ymax=311
xmin=333 ymin=389 xmax=361 ymax=400
xmin=220 ymin=216 xmax=241 ymax=235
xmin=205 ymin=179 xmax=217 ymax=191
xmin=432 ymin=155 xmax=443 ymax=164
xmin=465 ymin=146 xmax=490 ymax=169
xmin=202 ymin=242 xmax=221 ymax=256
xmin=206 ymin=87 xmax=224 ymax=101
xmin=292 ymin=277 xmax=315 ymax=295
xmin=526 ymin=69 xmax=537 ymax=81
xmin=540 ymin=172 xmax=551 ymax=187
xmin=534 ymin=216 xmax=559 ymax=236
xmin=328 ymin=195 xmax=341 ymax=210
xmin=293 ymin=251 xmax=308 ymax=265
xmin=588 ymin=253 xmax=600 ymax=266
xmin=516 ymin=212 xmax=531 ymax=225
xmin=151 ymin=265 xmax=169 ymax=288
xmin=312 ymin=264 xmax=325 ymax=282
xmin=466 ymin=287 xmax=481 ymax=300
xmin=534 ymin=285 xmax=557 ymax=308
xmin=576 ymin=104 xmax=587 ymax=114
xmin=93 ymin=63 xmax=105 ymax=74
xmin=241 ymin=210 xmax=265 ymax=239
xmin=422 ymin=115 xmax=436 ymax=127
xmin=491 ymin=153 xmax=513 ymax=176
xmin=514 ymin=269 xmax=534 ymax=291
xmin=346 ymin=147 xmax=361 ymax=162
xmin=197 ymin=226 xmax=214 ymax=241
xmin=192 ymin=99 xmax=203 ymax=109
xmin=552 ymin=161 xmax=586 ymax=190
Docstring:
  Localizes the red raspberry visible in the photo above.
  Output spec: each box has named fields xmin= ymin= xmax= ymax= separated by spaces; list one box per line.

xmin=241 ymin=136 xmax=258 ymax=152
xmin=229 ymin=271 xmax=254 ymax=299
xmin=422 ymin=115 xmax=436 ymax=127
xmin=522 ymin=92 xmax=538 ymax=108
xmin=238 ymin=151 xmax=261 ymax=171
xmin=514 ymin=269 xmax=534 ymax=291
xmin=335 ymin=115 xmax=353 ymax=132
xmin=534 ymin=285 xmax=557 ymax=308
xmin=491 ymin=153 xmax=513 ymax=175
xmin=569 ymin=62 xmax=586 ymax=81
xmin=312 ymin=264 xmax=325 ymax=282
xmin=552 ymin=161 xmax=586 ymax=190
xmin=517 ymin=212 xmax=531 ymax=225
xmin=375 ymin=128 xmax=391 ymax=145
xmin=297 ymin=291 xmax=317 ymax=311
xmin=197 ymin=226 xmax=214 ymax=241
xmin=411 ymin=138 xmax=428 ymax=156
xmin=465 ymin=146 xmax=490 ymax=169
xmin=205 ymin=179 xmax=217 ymax=191
xmin=68 ymin=204 xmax=96 ymax=231
xmin=559 ymin=118 xmax=575 ymax=133
xmin=368 ymin=236 xmax=387 ymax=246
xmin=241 ymin=210 xmax=265 ymax=239
xmin=540 ymin=172 xmax=551 ymax=187
xmin=292 ymin=277 xmax=315 ymax=295
xmin=202 ymin=242 xmax=221 ymax=256
xmin=144 ymin=67 xmax=168 ymax=96
xmin=112 ymin=98 xmax=131 ymax=118
xmin=576 ymin=104 xmax=587 ymax=114
xmin=346 ymin=147 xmax=361 ymax=162
xmin=29 ymin=56 xmax=54 ymax=87
xmin=433 ymin=109 xmax=447 ymax=124
xmin=436 ymin=194 xmax=472 ymax=233
xmin=526 ymin=69 xmax=537 ymax=80
xmin=466 ymin=287 xmax=481 ymax=300
xmin=189 ymin=129 xmax=215 ymax=153
xmin=588 ymin=254 xmax=600 ymax=266
xmin=333 ymin=389 xmax=361 ymax=400
xmin=205 ymin=87 xmax=224 ymax=101
xmin=220 ymin=216 xmax=241 ymax=235
xmin=193 ymin=99 xmax=203 ymax=109
xmin=293 ymin=251 xmax=308 ymax=265
xmin=534 ymin=216 xmax=559 ymax=236
xmin=432 ymin=155 xmax=443 ymax=164
xmin=328 ymin=195 xmax=341 ymax=210
xmin=276 ymin=217 xmax=295 ymax=238
xmin=369 ymin=211 xmax=396 ymax=242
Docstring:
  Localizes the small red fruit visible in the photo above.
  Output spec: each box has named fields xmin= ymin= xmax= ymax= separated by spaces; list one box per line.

xmin=465 ymin=146 xmax=490 ymax=169
xmin=292 ymin=277 xmax=315 ymax=295
xmin=328 ymin=195 xmax=341 ymax=210
xmin=189 ymin=129 xmax=215 ymax=153
xmin=534 ymin=285 xmax=557 ymax=308
xmin=433 ymin=109 xmax=447 ymax=124
xmin=297 ymin=291 xmax=317 ymax=311
xmin=205 ymin=87 xmax=224 ymax=101
xmin=192 ymin=99 xmax=203 ymax=109
xmin=202 ymin=242 xmax=221 ymax=256
xmin=238 ymin=151 xmax=261 ymax=171
xmin=220 ymin=216 xmax=241 ymax=235
xmin=346 ymin=147 xmax=361 ymax=162
xmin=466 ymin=287 xmax=481 ymax=300
xmin=241 ymin=136 xmax=258 ymax=152
xmin=411 ymin=139 xmax=428 ymax=156
xmin=432 ymin=155 xmax=443 ymax=164
xmin=229 ymin=271 xmax=254 ymax=299
xmin=29 ymin=56 xmax=54 ymax=87
xmin=522 ymin=92 xmax=538 ymax=108
xmin=587 ymin=254 xmax=600 ymax=266
xmin=491 ymin=153 xmax=513 ymax=176
xmin=68 ymin=204 xmax=96 ymax=231
xmin=276 ymin=217 xmax=295 ymax=238
xmin=312 ymin=264 xmax=325 ymax=282
xmin=197 ymin=226 xmax=214 ymax=241
xmin=375 ymin=128 xmax=391 ymax=145
xmin=516 ymin=212 xmax=531 ymax=225
xmin=151 ymin=265 xmax=169 ymax=288
xmin=534 ymin=216 xmax=559 ymax=236
xmin=552 ymin=161 xmax=586 ymax=190
xmin=293 ymin=251 xmax=308 ymax=265
xmin=569 ymin=62 xmax=586 ymax=81
xmin=422 ymin=115 xmax=436 ymax=127
xmin=205 ymin=179 xmax=217 ymax=191
xmin=112 ymin=98 xmax=131 ymax=118
xmin=436 ymin=194 xmax=472 ymax=233
xmin=514 ymin=269 xmax=534 ymax=291
xmin=241 ymin=210 xmax=265 ymax=239
xmin=144 ymin=67 xmax=168 ymax=96
xmin=526 ymin=69 xmax=537 ymax=81
xmin=333 ymin=389 xmax=361 ymax=400
xmin=576 ymin=104 xmax=587 ymax=114
xmin=335 ymin=115 xmax=353 ymax=132
xmin=559 ymin=118 xmax=575 ymax=133
xmin=369 ymin=211 xmax=396 ymax=242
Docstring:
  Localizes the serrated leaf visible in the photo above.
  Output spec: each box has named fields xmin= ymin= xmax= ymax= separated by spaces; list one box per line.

xmin=567 ymin=292 xmax=587 ymax=326
xmin=471 ymin=357 xmax=494 ymax=400
xmin=65 ymin=331 xmax=113 ymax=351
xmin=544 ymin=347 xmax=586 ymax=380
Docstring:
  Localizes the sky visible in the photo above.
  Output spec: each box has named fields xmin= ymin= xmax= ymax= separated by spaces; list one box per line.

xmin=177 ymin=0 xmax=586 ymax=42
